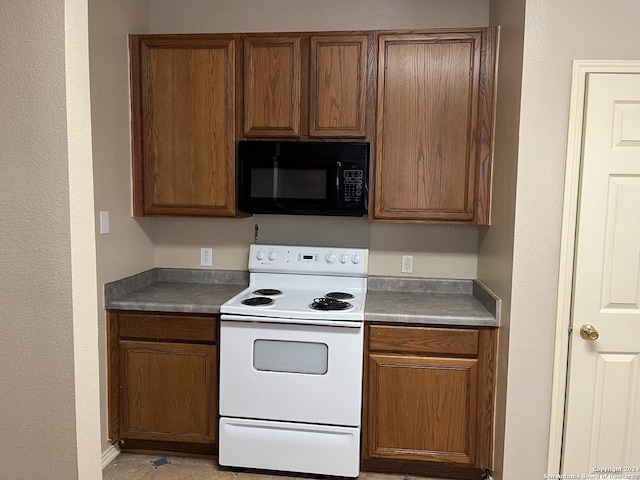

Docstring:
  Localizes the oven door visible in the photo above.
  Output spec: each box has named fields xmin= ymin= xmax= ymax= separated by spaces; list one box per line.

xmin=219 ymin=318 xmax=364 ymax=426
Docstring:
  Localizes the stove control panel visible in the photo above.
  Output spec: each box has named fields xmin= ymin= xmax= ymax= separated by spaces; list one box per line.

xmin=250 ymin=244 xmax=368 ymax=276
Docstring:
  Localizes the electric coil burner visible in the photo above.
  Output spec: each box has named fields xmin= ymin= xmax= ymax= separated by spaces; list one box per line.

xmin=310 ymin=297 xmax=353 ymax=311
xmin=219 ymin=244 xmax=369 ymax=477
xmin=241 ymin=297 xmax=274 ymax=306
xmin=252 ymin=288 xmax=283 ymax=296
xmin=325 ymin=291 xmax=355 ymax=300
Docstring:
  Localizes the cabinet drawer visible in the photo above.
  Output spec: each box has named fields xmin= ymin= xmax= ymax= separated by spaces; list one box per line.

xmin=118 ymin=313 xmax=216 ymax=343
xmin=368 ymin=325 xmax=478 ymax=356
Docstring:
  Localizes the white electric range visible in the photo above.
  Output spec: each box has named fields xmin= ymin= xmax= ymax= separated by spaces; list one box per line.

xmin=218 ymin=244 xmax=368 ymax=477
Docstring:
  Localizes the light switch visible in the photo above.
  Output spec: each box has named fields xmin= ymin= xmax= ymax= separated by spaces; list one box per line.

xmin=100 ymin=211 xmax=110 ymax=235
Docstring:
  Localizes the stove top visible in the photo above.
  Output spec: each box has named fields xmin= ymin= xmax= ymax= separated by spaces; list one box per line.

xmin=220 ymin=244 xmax=369 ymax=322
xmin=222 ymin=280 xmax=366 ymax=321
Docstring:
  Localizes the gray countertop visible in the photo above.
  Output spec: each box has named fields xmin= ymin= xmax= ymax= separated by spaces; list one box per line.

xmin=105 ymin=268 xmax=248 ymax=314
xmin=105 ymin=269 xmax=499 ymax=327
xmin=107 ymin=282 xmax=247 ymax=314
xmin=366 ymin=290 xmax=497 ymax=326
xmin=365 ymin=276 xmax=499 ymax=327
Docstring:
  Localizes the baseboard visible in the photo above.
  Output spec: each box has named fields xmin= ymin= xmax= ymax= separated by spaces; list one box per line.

xmin=102 ymin=442 xmax=121 ymax=469
xmin=361 ymin=458 xmax=483 ymax=480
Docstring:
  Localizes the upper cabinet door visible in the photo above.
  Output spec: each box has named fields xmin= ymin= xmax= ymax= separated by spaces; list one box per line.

xmin=132 ymin=36 xmax=238 ymax=216
xmin=309 ymin=35 xmax=370 ymax=138
xmin=243 ymin=36 xmax=302 ymax=137
xmin=373 ymin=29 xmax=497 ymax=224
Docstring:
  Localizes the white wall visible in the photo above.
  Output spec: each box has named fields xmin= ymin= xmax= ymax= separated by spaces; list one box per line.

xmin=480 ymin=1 xmax=526 ymax=478
xmin=148 ymin=0 xmax=490 ymax=279
xmin=66 ymin=0 xmax=103 ymax=476
xmin=88 ymin=0 xmax=153 ymax=457
xmin=495 ymin=0 xmax=640 ymax=478
xmin=0 ymin=0 xmax=101 ymax=478
xmin=150 ymin=0 xmax=489 ymax=33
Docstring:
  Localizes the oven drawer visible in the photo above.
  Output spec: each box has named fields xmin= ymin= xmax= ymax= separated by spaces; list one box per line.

xmin=219 ymin=319 xmax=364 ymax=426
xmin=219 ymin=417 xmax=360 ymax=477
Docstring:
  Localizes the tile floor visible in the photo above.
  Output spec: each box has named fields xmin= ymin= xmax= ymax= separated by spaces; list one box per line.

xmin=102 ymin=453 xmax=447 ymax=480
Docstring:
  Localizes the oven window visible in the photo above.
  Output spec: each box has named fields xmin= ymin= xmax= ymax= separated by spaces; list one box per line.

xmin=250 ymin=167 xmax=327 ymax=200
xmin=253 ymin=339 xmax=328 ymax=375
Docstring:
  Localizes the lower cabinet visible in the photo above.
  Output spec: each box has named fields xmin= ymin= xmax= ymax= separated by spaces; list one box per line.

xmin=362 ymin=323 xmax=497 ymax=479
xmin=106 ymin=311 xmax=497 ymax=472
xmin=107 ymin=311 xmax=218 ymax=455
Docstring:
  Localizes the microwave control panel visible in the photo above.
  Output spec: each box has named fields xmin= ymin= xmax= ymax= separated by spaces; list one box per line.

xmin=342 ymin=169 xmax=365 ymax=203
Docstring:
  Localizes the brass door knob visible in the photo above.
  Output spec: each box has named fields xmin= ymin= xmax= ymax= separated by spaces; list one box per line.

xmin=580 ymin=324 xmax=599 ymax=341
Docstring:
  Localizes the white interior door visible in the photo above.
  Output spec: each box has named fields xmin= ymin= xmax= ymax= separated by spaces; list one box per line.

xmin=562 ymin=73 xmax=640 ymax=472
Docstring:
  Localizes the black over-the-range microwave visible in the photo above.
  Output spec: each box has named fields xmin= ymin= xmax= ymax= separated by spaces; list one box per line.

xmin=237 ymin=140 xmax=369 ymax=217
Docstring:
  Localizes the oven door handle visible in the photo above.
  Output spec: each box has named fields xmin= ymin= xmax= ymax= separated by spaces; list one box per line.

xmin=220 ymin=314 xmax=362 ymax=328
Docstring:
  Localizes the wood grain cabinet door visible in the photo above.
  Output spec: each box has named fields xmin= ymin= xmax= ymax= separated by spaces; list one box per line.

xmin=309 ymin=35 xmax=370 ymax=138
xmin=366 ymin=353 xmax=479 ymax=465
xmin=118 ymin=340 xmax=217 ymax=445
xmin=133 ymin=36 xmax=237 ymax=216
xmin=362 ymin=324 xmax=497 ymax=474
xmin=243 ymin=36 xmax=302 ymax=137
xmin=373 ymin=29 xmax=496 ymax=223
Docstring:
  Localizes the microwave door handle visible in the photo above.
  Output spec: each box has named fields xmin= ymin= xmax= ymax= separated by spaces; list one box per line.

xmin=272 ymin=160 xmax=278 ymax=199
xmin=335 ymin=161 xmax=341 ymax=201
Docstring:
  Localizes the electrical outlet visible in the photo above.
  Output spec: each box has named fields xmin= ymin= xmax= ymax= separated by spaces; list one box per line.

xmin=401 ymin=255 xmax=413 ymax=273
xmin=200 ymin=248 xmax=213 ymax=267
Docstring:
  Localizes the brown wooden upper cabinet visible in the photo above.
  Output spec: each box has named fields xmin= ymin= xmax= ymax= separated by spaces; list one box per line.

xmin=130 ymin=35 xmax=239 ymax=217
xmin=372 ymin=28 xmax=498 ymax=224
xmin=309 ymin=35 xmax=370 ymax=138
xmin=243 ymin=36 xmax=303 ymax=137
xmin=128 ymin=29 xmax=497 ymax=220
xmin=243 ymin=33 xmax=372 ymax=139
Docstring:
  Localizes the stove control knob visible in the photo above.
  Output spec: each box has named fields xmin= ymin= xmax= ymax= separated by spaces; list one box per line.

xmin=256 ymin=249 xmax=265 ymax=261
xmin=324 ymin=252 xmax=336 ymax=265
xmin=268 ymin=249 xmax=277 ymax=261
xmin=339 ymin=253 xmax=350 ymax=264
xmin=351 ymin=254 xmax=361 ymax=265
